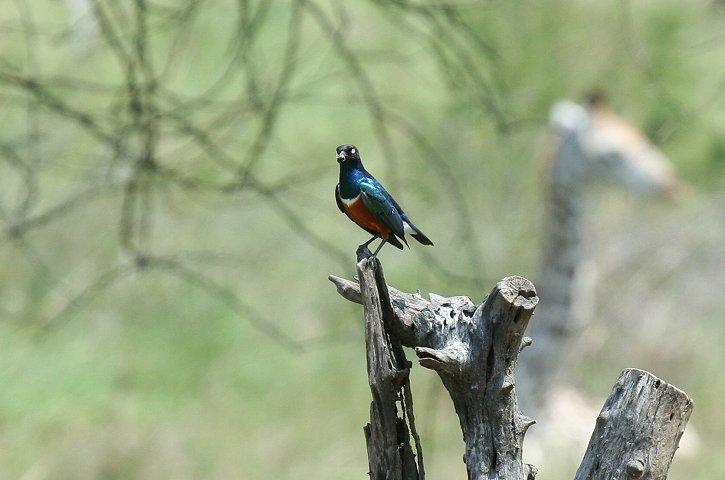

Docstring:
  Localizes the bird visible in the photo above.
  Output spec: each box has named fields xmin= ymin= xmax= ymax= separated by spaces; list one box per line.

xmin=335 ymin=144 xmax=433 ymax=259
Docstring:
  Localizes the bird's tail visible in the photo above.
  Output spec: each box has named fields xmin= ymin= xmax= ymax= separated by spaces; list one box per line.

xmin=386 ymin=234 xmax=406 ymax=250
xmin=403 ymin=220 xmax=433 ymax=246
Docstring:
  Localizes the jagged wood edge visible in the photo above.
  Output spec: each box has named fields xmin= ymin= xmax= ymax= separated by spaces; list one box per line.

xmin=357 ymin=258 xmax=421 ymax=480
xmin=575 ymin=368 xmax=694 ymax=480
xmin=330 ymin=271 xmax=539 ymax=480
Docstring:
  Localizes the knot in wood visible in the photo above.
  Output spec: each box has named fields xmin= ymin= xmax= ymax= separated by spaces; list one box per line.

xmin=625 ymin=458 xmax=645 ymax=479
xmin=596 ymin=409 xmax=610 ymax=426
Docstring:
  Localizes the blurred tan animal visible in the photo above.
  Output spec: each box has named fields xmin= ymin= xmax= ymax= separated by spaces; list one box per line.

xmin=517 ymin=92 xmax=684 ymax=414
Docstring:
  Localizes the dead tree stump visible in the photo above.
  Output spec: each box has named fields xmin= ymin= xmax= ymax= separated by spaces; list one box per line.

xmin=329 ymin=261 xmax=694 ymax=480
xmin=575 ymin=368 xmax=694 ymax=480
xmin=330 ymin=260 xmax=538 ymax=480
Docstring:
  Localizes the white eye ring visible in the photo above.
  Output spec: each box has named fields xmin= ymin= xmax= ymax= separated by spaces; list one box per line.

xmin=351 ymin=148 xmax=356 ymax=154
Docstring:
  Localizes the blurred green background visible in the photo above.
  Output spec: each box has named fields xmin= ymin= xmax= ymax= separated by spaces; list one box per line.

xmin=0 ymin=0 xmax=723 ymax=478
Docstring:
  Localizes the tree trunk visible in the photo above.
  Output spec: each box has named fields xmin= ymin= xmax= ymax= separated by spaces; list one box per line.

xmin=357 ymin=257 xmax=423 ymax=480
xmin=575 ymin=368 xmax=694 ymax=480
xmin=331 ymin=262 xmax=538 ymax=480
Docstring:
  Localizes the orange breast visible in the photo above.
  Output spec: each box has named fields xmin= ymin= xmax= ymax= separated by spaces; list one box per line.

xmin=344 ymin=196 xmax=390 ymax=239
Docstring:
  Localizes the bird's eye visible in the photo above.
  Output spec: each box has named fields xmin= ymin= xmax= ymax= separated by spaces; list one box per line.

xmin=351 ymin=148 xmax=356 ymax=155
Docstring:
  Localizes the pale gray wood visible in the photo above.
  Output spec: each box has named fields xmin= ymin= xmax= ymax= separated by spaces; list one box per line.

xmin=331 ymin=270 xmax=539 ymax=480
xmin=330 ymin=271 xmax=693 ymax=480
xmin=357 ymin=257 xmax=422 ymax=480
xmin=575 ymin=368 xmax=694 ymax=480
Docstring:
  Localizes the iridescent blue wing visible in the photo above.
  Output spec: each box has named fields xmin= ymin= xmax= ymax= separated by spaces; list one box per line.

xmin=359 ymin=179 xmax=407 ymax=242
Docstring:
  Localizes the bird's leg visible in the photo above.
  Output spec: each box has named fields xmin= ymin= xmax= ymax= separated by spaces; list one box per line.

xmin=356 ymin=236 xmax=377 ymax=261
xmin=361 ymin=236 xmax=377 ymax=248
xmin=370 ymin=239 xmax=387 ymax=258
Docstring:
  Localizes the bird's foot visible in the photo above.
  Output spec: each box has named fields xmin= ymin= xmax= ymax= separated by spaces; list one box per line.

xmin=356 ymin=244 xmax=374 ymax=262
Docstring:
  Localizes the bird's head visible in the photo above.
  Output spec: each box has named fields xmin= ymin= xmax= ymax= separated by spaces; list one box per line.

xmin=336 ymin=144 xmax=361 ymax=165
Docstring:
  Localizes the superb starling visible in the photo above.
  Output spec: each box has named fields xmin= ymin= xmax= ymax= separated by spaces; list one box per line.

xmin=335 ymin=144 xmax=433 ymax=258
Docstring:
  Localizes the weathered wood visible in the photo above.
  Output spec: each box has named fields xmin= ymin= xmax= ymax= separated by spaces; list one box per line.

xmin=330 ymin=272 xmax=694 ymax=480
xmin=357 ymin=257 xmax=422 ymax=480
xmin=330 ymin=271 xmax=539 ymax=480
xmin=575 ymin=368 xmax=694 ymax=480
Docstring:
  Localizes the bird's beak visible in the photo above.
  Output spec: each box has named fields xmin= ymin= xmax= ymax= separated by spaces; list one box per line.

xmin=336 ymin=152 xmax=346 ymax=163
